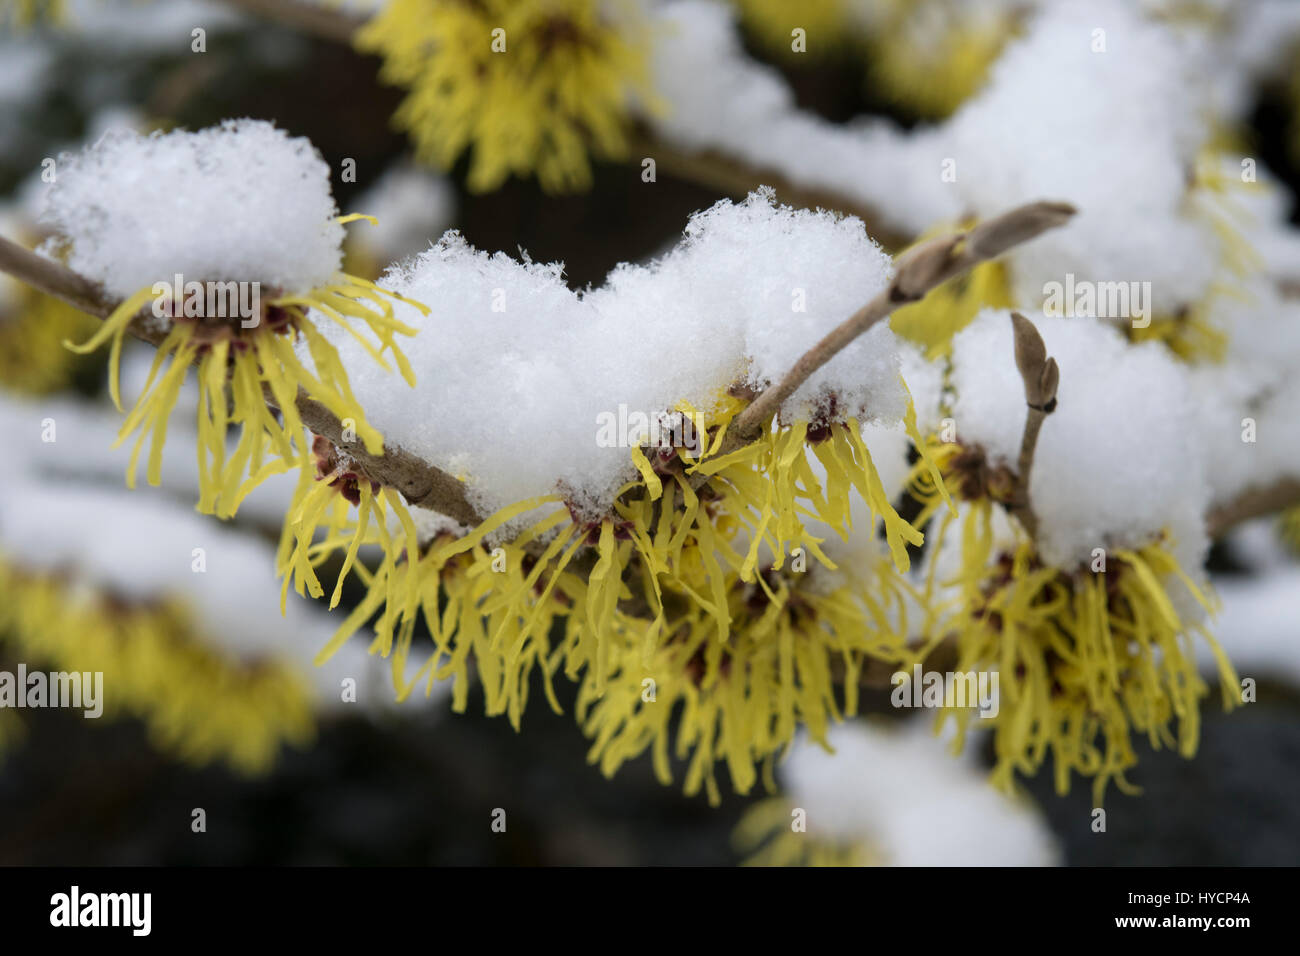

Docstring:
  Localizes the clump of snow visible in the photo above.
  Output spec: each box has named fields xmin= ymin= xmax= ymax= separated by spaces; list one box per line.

xmin=327 ymin=189 xmax=908 ymax=517
xmin=948 ymin=309 xmax=1209 ymax=571
xmin=1194 ymin=362 xmax=1300 ymax=510
xmin=1181 ymin=273 xmax=1300 ymax=508
xmin=644 ymin=0 xmax=961 ymax=237
xmin=934 ymin=0 xmax=1219 ymax=316
xmin=41 ymin=119 xmax=344 ymax=298
xmin=0 ymin=475 xmax=438 ymax=714
xmin=781 ymin=719 xmax=1061 ymax=866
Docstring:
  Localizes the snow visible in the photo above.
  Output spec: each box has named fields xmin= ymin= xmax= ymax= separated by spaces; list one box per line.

xmin=0 ymin=388 xmax=299 ymax=530
xmin=1210 ymin=562 xmax=1300 ymax=691
xmin=949 ymin=309 xmax=1210 ymax=571
xmin=644 ymin=0 xmax=961 ymax=237
xmin=937 ymin=0 xmax=1220 ymax=317
xmin=324 ymin=188 xmax=908 ymax=517
xmin=0 ymin=472 xmax=439 ymax=715
xmin=780 ymin=719 xmax=1061 ymax=866
xmin=41 ymin=119 xmax=344 ymax=298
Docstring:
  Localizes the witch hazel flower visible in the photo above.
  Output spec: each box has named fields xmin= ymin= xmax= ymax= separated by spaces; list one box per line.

xmin=358 ymin=0 xmax=657 ymax=193
xmin=902 ymin=309 xmax=1238 ymax=801
xmin=41 ymin=119 xmax=427 ymax=517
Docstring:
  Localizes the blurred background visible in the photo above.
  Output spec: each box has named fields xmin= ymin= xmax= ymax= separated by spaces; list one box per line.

xmin=2 ymin=0 xmax=1300 ymax=865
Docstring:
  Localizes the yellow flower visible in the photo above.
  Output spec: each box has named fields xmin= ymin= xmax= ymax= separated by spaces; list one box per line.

xmin=1125 ymin=307 xmax=1229 ymax=362
xmin=1123 ymin=146 xmax=1268 ymax=363
xmin=302 ymin=389 xmax=944 ymax=801
xmin=358 ymin=0 xmax=656 ymax=192
xmin=0 ymin=556 xmax=315 ymax=773
xmin=577 ymin=559 xmax=913 ymax=804
xmin=277 ymin=434 xmax=422 ymax=614
xmin=889 ymin=221 xmax=1014 ymax=359
xmin=64 ymin=252 xmax=426 ymax=519
xmin=734 ymin=797 xmax=875 ymax=866
xmin=730 ymin=0 xmax=848 ymax=57
xmin=731 ymin=0 xmax=1016 ymax=120
xmin=864 ymin=2 xmax=1019 ymax=120
xmin=908 ymin=440 xmax=1238 ymax=804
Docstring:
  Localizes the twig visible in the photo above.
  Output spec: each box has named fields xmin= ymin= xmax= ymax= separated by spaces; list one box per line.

xmin=204 ymin=1 xmax=934 ymax=254
xmin=727 ymin=200 xmax=1076 ymax=446
xmin=630 ymin=133 xmax=912 ymax=250
xmin=206 ymin=1 xmax=926 ymax=257
xmin=1006 ymin=311 xmax=1059 ymax=539
xmin=0 ymin=236 xmax=110 ymax=320
xmin=0 ymin=235 xmax=481 ymax=526
xmin=1207 ymin=477 xmax=1300 ymax=538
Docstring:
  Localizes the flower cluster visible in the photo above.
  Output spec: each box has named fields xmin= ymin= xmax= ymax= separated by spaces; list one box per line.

xmin=0 ymin=556 xmax=315 ymax=773
xmin=730 ymin=0 xmax=1019 ymax=119
xmin=358 ymin=0 xmax=655 ymax=192
xmin=906 ymin=438 xmax=1237 ymax=803
xmin=288 ymin=392 xmax=942 ymax=802
xmin=43 ymin=123 xmax=427 ymax=518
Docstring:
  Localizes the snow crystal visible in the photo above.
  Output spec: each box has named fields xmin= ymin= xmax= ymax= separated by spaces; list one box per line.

xmin=41 ymin=119 xmax=344 ymax=298
xmin=948 ymin=309 xmax=1209 ymax=571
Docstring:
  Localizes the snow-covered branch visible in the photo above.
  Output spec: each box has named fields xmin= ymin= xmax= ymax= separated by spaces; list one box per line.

xmin=729 ymin=201 xmax=1075 ymax=445
xmin=0 ymin=232 xmax=482 ymax=525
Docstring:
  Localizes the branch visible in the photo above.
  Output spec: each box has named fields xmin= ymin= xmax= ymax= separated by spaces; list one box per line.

xmin=1207 ymin=477 xmax=1300 ymax=538
xmin=208 ymin=2 xmax=922 ymax=254
xmin=1005 ymin=311 xmax=1059 ymax=539
xmin=630 ymin=133 xmax=912 ymax=250
xmin=0 ymin=235 xmax=110 ymax=320
xmin=0 ymin=235 xmax=482 ymax=526
xmin=728 ymin=200 xmax=1076 ymax=446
